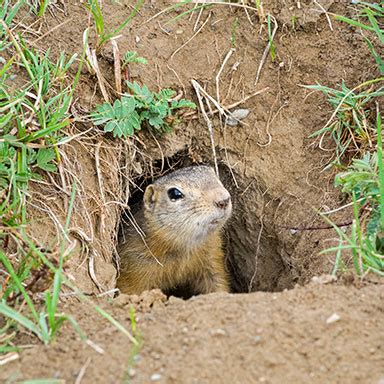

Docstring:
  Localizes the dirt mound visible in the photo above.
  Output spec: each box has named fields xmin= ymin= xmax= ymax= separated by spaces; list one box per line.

xmin=3 ymin=283 xmax=383 ymax=383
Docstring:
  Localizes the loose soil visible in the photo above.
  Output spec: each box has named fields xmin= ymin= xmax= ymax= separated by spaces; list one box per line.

xmin=3 ymin=284 xmax=384 ymax=383
xmin=2 ymin=1 xmax=383 ymax=383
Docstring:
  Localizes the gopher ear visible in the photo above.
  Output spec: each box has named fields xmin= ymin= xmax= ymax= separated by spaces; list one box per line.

xmin=143 ymin=185 xmax=157 ymax=210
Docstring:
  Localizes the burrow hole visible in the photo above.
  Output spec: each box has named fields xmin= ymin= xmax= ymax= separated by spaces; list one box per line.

xmin=117 ymin=150 xmax=295 ymax=298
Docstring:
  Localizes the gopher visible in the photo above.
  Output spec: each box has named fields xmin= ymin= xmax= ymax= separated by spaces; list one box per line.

xmin=117 ymin=166 xmax=232 ymax=297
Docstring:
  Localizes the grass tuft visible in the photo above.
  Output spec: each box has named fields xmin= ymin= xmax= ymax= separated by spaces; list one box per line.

xmin=315 ymin=2 xmax=384 ymax=276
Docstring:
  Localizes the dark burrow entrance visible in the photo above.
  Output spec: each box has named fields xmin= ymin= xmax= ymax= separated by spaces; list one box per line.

xmin=116 ymin=151 xmax=295 ymax=298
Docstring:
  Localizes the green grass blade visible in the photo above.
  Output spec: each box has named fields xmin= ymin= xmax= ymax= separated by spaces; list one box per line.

xmin=365 ymin=9 xmax=384 ymax=45
xmin=332 ymin=233 xmax=345 ymax=276
xmin=0 ymin=251 xmax=39 ymax=321
xmin=0 ymin=302 xmax=42 ymax=339
xmin=334 ymin=14 xmax=375 ymax=32
xmin=376 ymin=109 xmax=384 ymax=230
xmin=101 ymin=0 xmax=144 ymax=46
xmin=94 ymin=305 xmax=139 ymax=346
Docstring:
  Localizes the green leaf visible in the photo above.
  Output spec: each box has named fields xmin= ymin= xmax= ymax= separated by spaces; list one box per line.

xmin=90 ymin=83 xmax=195 ymax=138
xmin=121 ymin=96 xmax=136 ymax=114
xmin=0 ymin=301 xmax=41 ymax=339
xmin=148 ymin=115 xmax=164 ymax=128
xmin=36 ymin=148 xmax=57 ymax=172
xmin=171 ymin=99 xmax=196 ymax=109
xmin=105 ymin=120 xmax=118 ymax=133
xmin=122 ymin=51 xmax=148 ymax=67
xmin=159 ymin=88 xmax=176 ymax=99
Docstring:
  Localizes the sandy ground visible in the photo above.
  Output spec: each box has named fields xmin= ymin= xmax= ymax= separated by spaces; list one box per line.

xmin=2 ymin=283 xmax=383 ymax=383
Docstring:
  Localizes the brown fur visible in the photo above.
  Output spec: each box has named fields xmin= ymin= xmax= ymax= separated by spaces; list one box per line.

xmin=117 ymin=166 xmax=232 ymax=296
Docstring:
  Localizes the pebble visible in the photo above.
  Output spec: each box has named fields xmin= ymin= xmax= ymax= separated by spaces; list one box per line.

xmin=209 ymin=328 xmax=227 ymax=337
xmin=150 ymin=373 xmax=162 ymax=381
xmin=326 ymin=313 xmax=341 ymax=324
xmin=0 ymin=57 xmax=5 ymax=64
xmin=226 ymin=109 xmax=250 ymax=126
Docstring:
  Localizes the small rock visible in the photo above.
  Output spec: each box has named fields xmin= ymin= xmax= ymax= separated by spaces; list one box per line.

xmin=135 ymin=36 xmax=141 ymax=43
xmin=10 ymin=74 xmax=17 ymax=81
xmin=326 ymin=313 xmax=341 ymax=324
xmin=210 ymin=328 xmax=227 ymax=337
xmin=175 ymin=29 xmax=184 ymax=34
xmin=226 ymin=109 xmax=250 ymax=126
xmin=0 ymin=57 xmax=5 ymax=64
xmin=150 ymin=373 xmax=162 ymax=381
xmin=128 ymin=368 xmax=136 ymax=377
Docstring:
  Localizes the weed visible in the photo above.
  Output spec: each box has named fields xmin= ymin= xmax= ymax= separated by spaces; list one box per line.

xmin=37 ymin=0 xmax=50 ymax=17
xmin=291 ymin=15 xmax=297 ymax=30
xmin=91 ymin=82 xmax=196 ymax=138
xmin=231 ymin=17 xmax=239 ymax=47
xmin=0 ymin=1 xmax=24 ymax=51
xmin=267 ymin=14 xmax=276 ymax=62
xmin=313 ymin=3 xmax=384 ymax=277
xmin=123 ymin=306 xmax=142 ymax=384
xmin=0 ymin=29 xmax=77 ymax=223
xmin=321 ymin=114 xmax=384 ymax=276
xmin=85 ymin=0 xmax=144 ymax=49
xmin=306 ymin=81 xmax=384 ymax=167
xmin=122 ymin=51 xmax=148 ymax=67
xmin=122 ymin=51 xmax=147 ymax=81
xmin=0 ymin=184 xmax=85 ymax=344
xmin=335 ymin=1 xmax=384 ymax=74
xmin=0 ymin=11 xmax=82 ymax=348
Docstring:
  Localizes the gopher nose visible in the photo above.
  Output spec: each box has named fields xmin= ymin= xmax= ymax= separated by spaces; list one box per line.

xmin=215 ymin=197 xmax=230 ymax=209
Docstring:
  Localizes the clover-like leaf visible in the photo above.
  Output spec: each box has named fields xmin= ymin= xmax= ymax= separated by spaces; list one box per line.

xmin=122 ymin=51 xmax=148 ymax=68
xmin=171 ymin=99 xmax=196 ymax=109
xmin=91 ymin=82 xmax=196 ymax=138
xmin=36 ymin=148 xmax=57 ymax=172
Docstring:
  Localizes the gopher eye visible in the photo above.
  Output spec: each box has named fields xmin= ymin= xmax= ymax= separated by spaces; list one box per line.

xmin=167 ymin=188 xmax=184 ymax=201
